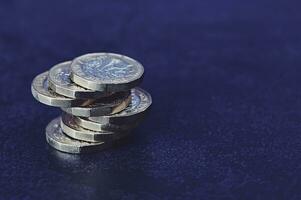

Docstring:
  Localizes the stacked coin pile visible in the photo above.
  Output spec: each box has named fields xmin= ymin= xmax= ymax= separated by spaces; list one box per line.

xmin=31 ymin=53 xmax=152 ymax=154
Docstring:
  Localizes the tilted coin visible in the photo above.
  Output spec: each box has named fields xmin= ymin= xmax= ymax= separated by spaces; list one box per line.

xmin=74 ymin=115 xmax=140 ymax=132
xmin=89 ymin=87 xmax=152 ymax=124
xmin=31 ymin=71 xmax=93 ymax=107
xmin=61 ymin=91 xmax=131 ymax=117
xmin=71 ymin=53 xmax=144 ymax=92
xmin=48 ymin=61 xmax=111 ymax=99
xmin=60 ymin=113 xmax=126 ymax=142
xmin=46 ymin=117 xmax=110 ymax=154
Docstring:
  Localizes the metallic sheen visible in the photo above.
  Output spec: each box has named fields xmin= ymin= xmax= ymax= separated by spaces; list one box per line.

xmin=31 ymin=71 xmax=91 ymax=107
xmin=60 ymin=113 xmax=126 ymax=142
xmin=46 ymin=117 xmax=109 ymax=154
xmin=48 ymin=61 xmax=111 ymax=99
xmin=74 ymin=115 xmax=140 ymax=132
xmin=71 ymin=53 xmax=144 ymax=92
xmin=61 ymin=91 xmax=131 ymax=117
xmin=89 ymin=87 xmax=152 ymax=124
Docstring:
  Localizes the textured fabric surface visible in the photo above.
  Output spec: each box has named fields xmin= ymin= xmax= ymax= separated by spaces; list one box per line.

xmin=0 ymin=0 xmax=300 ymax=199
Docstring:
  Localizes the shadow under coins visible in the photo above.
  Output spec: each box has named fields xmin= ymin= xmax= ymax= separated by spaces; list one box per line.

xmin=45 ymin=135 xmax=173 ymax=199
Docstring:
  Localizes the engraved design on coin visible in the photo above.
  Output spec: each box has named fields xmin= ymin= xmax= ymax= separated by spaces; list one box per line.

xmin=81 ymin=56 xmax=135 ymax=80
xmin=114 ymin=88 xmax=151 ymax=117
xmin=34 ymin=72 xmax=57 ymax=97
xmin=88 ymin=88 xmax=151 ymax=125
xmin=120 ymin=90 xmax=141 ymax=114
xmin=52 ymin=64 xmax=71 ymax=86
xmin=72 ymin=53 xmax=144 ymax=83
xmin=31 ymin=71 xmax=84 ymax=107
xmin=49 ymin=61 xmax=113 ymax=99
xmin=47 ymin=118 xmax=84 ymax=146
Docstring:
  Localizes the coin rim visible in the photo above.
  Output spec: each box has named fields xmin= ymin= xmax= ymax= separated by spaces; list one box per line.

xmin=31 ymin=71 xmax=84 ymax=107
xmin=61 ymin=91 xmax=131 ymax=117
xmin=45 ymin=117 xmax=108 ymax=154
xmin=74 ymin=115 xmax=140 ymax=132
xmin=48 ymin=61 xmax=111 ymax=99
xmin=88 ymin=87 xmax=152 ymax=124
xmin=60 ymin=113 xmax=120 ymax=142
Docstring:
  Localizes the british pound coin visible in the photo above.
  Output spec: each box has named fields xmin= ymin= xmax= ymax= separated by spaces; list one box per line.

xmin=48 ymin=61 xmax=111 ymax=99
xmin=60 ymin=113 xmax=126 ymax=142
xmin=74 ymin=115 xmax=140 ymax=132
xmin=61 ymin=91 xmax=131 ymax=117
xmin=71 ymin=53 xmax=144 ymax=92
xmin=89 ymin=87 xmax=152 ymax=124
xmin=46 ymin=117 xmax=110 ymax=154
xmin=31 ymin=71 xmax=93 ymax=107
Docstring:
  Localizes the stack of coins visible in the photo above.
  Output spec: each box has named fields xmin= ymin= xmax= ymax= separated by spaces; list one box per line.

xmin=31 ymin=53 xmax=152 ymax=154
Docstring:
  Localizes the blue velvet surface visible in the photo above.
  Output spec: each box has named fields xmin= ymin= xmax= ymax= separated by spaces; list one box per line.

xmin=0 ymin=0 xmax=300 ymax=199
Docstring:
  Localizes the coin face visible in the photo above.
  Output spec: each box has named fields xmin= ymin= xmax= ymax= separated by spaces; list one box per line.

xmin=71 ymin=53 xmax=144 ymax=91
xmin=60 ymin=113 xmax=124 ymax=142
xmin=31 ymin=71 xmax=88 ymax=107
xmin=88 ymin=87 xmax=152 ymax=124
xmin=49 ymin=61 xmax=110 ymax=99
xmin=61 ymin=91 xmax=131 ymax=117
xmin=116 ymin=87 xmax=152 ymax=117
xmin=46 ymin=117 xmax=109 ymax=154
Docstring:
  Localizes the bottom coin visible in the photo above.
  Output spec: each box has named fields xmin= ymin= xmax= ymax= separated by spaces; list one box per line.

xmin=45 ymin=117 xmax=110 ymax=154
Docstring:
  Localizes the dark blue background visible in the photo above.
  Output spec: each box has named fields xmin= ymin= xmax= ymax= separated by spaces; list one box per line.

xmin=0 ymin=0 xmax=300 ymax=199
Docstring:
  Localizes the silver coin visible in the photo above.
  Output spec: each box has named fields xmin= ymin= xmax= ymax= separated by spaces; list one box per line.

xmin=48 ymin=61 xmax=111 ymax=99
xmin=46 ymin=117 xmax=109 ymax=154
xmin=60 ymin=113 xmax=126 ymax=142
xmin=31 ymin=71 xmax=93 ymax=107
xmin=74 ymin=115 xmax=140 ymax=132
xmin=89 ymin=87 xmax=152 ymax=124
xmin=71 ymin=53 xmax=144 ymax=92
xmin=61 ymin=91 xmax=131 ymax=117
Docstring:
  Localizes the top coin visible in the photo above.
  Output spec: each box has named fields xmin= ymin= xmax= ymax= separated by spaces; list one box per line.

xmin=71 ymin=53 xmax=144 ymax=92
xmin=49 ymin=61 xmax=111 ymax=99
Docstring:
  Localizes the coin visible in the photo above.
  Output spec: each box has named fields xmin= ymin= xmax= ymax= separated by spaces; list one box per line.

xmin=31 ymin=71 xmax=93 ymax=107
xmin=61 ymin=91 xmax=131 ymax=117
xmin=60 ymin=113 xmax=125 ymax=142
xmin=46 ymin=117 xmax=110 ymax=154
xmin=71 ymin=53 xmax=144 ymax=92
xmin=88 ymin=87 xmax=152 ymax=124
xmin=74 ymin=115 xmax=140 ymax=132
xmin=48 ymin=61 xmax=111 ymax=99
